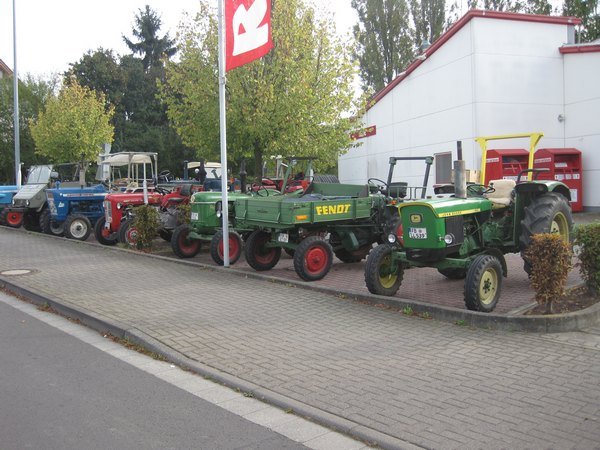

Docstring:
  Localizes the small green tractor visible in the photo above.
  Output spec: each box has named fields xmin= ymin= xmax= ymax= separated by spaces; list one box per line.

xmin=364 ymin=165 xmax=573 ymax=312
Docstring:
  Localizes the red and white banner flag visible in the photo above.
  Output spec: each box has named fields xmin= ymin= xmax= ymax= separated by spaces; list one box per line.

xmin=225 ymin=0 xmax=273 ymax=71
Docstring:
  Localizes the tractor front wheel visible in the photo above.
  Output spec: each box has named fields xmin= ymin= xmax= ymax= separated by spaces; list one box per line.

xmin=293 ymin=236 xmax=333 ymax=281
xmin=3 ymin=209 xmax=24 ymax=228
xmin=23 ymin=212 xmax=41 ymax=232
xmin=39 ymin=209 xmax=64 ymax=237
xmin=118 ymin=218 xmax=138 ymax=247
xmin=464 ymin=254 xmax=502 ymax=312
xmin=364 ymin=244 xmax=404 ymax=296
xmin=171 ymin=224 xmax=201 ymax=258
xmin=94 ymin=217 xmax=118 ymax=246
xmin=64 ymin=214 xmax=92 ymax=241
xmin=159 ymin=229 xmax=173 ymax=242
xmin=520 ymin=192 xmax=573 ymax=275
xmin=245 ymin=230 xmax=281 ymax=271
xmin=210 ymin=230 xmax=243 ymax=266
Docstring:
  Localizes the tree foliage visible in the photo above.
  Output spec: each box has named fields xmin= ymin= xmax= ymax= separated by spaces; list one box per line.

xmin=0 ymin=75 xmax=57 ymax=184
xmin=159 ymin=0 xmax=358 ymax=177
xmin=123 ymin=5 xmax=177 ymax=71
xmin=563 ymin=0 xmax=600 ymax=41
xmin=352 ymin=0 xmax=414 ymax=93
xmin=29 ymin=80 xmax=114 ymax=164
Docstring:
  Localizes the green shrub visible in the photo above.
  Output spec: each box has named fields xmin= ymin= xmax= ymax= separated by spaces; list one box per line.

xmin=177 ymin=203 xmax=191 ymax=225
xmin=574 ymin=223 xmax=600 ymax=295
xmin=132 ymin=205 xmax=159 ymax=250
xmin=524 ymin=233 xmax=572 ymax=314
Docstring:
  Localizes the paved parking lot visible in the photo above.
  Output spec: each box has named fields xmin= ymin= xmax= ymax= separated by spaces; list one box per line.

xmin=1 ymin=225 xmax=599 ymax=449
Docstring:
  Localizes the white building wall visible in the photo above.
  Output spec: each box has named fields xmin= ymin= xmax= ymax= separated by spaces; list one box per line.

xmin=340 ymin=14 xmax=599 ymax=209
xmin=564 ymin=51 xmax=600 ymax=210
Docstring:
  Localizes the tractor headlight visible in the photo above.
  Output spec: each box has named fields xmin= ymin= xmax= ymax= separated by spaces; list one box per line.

xmin=444 ymin=234 xmax=454 ymax=245
xmin=387 ymin=233 xmax=396 ymax=244
xmin=116 ymin=203 xmax=122 ymax=210
xmin=25 ymin=200 xmax=30 ymax=207
xmin=215 ymin=201 xmax=222 ymax=218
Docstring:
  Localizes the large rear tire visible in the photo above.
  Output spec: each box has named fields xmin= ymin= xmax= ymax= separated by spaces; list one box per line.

xmin=464 ymin=254 xmax=502 ymax=312
xmin=245 ymin=230 xmax=281 ymax=271
xmin=39 ymin=209 xmax=64 ymax=237
xmin=171 ymin=224 xmax=201 ymax=258
xmin=94 ymin=217 xmax=118 ymax=246
xmin=64 ymin=214 xmax=92 ymax=241
xmin=520 ymin=193 xmax=573 ymax=274
xmin=364 ymin=244 xmax=403 ymax=296
xmin=293 ymin=236 xmax=333 ymax=281
xmin=210 ymin=230 xmax=243 ymax=266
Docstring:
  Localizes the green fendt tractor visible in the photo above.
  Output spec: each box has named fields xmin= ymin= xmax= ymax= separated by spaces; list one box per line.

xmin=364 ymin=163 xmax=573 ymax=313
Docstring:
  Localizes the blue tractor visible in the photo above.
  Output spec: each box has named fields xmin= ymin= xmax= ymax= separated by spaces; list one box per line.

xmin=45 ymin=183 xmax=108 ymax=240
xmin=0 ymin=185 xmax=19 ymax=226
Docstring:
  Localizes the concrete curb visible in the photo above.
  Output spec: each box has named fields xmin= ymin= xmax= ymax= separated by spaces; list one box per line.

xmin=0 ymin=277 xmax=421 ymax=450
xmin=2 ymin=225 xmax=599 ymax=333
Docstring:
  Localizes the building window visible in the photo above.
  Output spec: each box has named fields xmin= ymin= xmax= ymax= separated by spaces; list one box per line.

xmin=435 ymin=152 xmax=452 ymax=184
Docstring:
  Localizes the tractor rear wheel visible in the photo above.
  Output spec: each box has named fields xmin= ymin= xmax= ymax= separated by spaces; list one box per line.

xmin=64 ymin=214 xmax=92 ymax=241
xmin=364 ymin=244 xmax=404 ymax=296
xmin=520 ymin=193 xmax=573 ymax=275
xmin=210 ymin=230 xmax=243 ymax=266
xmin=171 ymin=224 xmax=201 ymax=258
xmin=293 ymin=236 xmax=333 ymax=281
xmin=464 ymin=254 xmax=502 ymax=312
xmin=437 ymin=268 xmax=467 ymax=279
xmin=3 ymin=209 xmax=24 ymax=228
xmin=94 ymin=217 xmax=118 ymax=246
xmin=23 ymin=212 xmax=41 ymax=232
xmin=245 ymin=230 xmax=281 ymax=271
xmin=118 ymin=218 xmax=138 ymax=247
xmin=39 ymin=209 xmax=64 ymax=237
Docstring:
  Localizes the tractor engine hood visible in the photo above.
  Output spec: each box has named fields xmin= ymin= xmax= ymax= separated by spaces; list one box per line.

xmin=398 ymin=197 xmax=493 ymax=218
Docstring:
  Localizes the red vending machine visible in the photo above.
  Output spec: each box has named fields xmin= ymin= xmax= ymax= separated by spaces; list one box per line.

xmin=484 ymin=149 xmax=530 ymax=185
xmin=534 ymin=148 xmax=583 ymax=212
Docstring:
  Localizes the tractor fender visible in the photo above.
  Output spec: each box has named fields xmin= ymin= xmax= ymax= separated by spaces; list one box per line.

xmin=478 ymin=249 xmax=507 ymax=277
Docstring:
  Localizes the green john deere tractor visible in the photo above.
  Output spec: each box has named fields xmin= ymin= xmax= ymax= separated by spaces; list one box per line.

xmin=364 ymin=166 xmax=573 ymax=313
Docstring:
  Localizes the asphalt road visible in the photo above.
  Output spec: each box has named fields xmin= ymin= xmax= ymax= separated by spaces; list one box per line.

xmin=0 ymin=293 xmax=305 ymax=450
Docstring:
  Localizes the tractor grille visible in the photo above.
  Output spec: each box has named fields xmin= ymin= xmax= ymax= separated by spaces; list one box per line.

xmin=12 ymin=198 xmax=27 ymax=208
xmin=445 ymin=216 xmax=464 ymax=244
xmin=104 ymin=200 xmax=112 ymax=223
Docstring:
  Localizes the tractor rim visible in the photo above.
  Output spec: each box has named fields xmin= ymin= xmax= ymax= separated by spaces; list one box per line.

xmin=378 ymin=254 xmax=398 ymax=288
xmin=7 ymin=211 xmax=23 ymax=226
xmin=178 ymin=229 xmax=199 ymax=254
xmin=254 ymin=235 xmax=277 ymax=264
xmin=219 ymin=234 xmax=240 ymax=259
xmin=550 ymin=212 xmax=569 ymax=242
xmin=69 ymin=220 xmax=87 ymax=239
xmin=101 ymin=227 xmax=113 ymax=239
xmin=479 ymin=268 xmax=498 ymax=306
xmin=126 ymin=227 xmax=138 ymax=245
xmin=304 ymin=246 xmax=327 ymax=274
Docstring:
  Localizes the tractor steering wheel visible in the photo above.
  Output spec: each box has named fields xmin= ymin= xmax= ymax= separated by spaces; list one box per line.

xmin=154 ymin=185 xmax=170 ymax=195
xmin=467 ymin=184 xmax=495 ymax=196
xmin=255 ymin=185 xmax=271 ymax=197
xmin=368 ymin=178 xmax=388 ymax=194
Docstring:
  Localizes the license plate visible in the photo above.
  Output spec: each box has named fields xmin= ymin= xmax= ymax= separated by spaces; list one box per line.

xmin=277 ymin=233 xmax=289 ymax=243
xmin=409 ymin=227 xmax=427 ymax=239
xmin=191 ymin=212 xmax=198 ymax=220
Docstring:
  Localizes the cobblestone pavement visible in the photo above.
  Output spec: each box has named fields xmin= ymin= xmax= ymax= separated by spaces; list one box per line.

xmin=1 ymin=227 xmax=599 ymax=449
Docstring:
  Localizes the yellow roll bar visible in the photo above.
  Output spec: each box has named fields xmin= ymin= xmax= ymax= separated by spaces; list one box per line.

xmin=475 ymin=132 xmax=544 ymax=184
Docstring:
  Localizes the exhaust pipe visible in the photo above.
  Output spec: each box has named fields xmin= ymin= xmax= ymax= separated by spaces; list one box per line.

xmin=454 ymin=141 xmax=467 ymax=199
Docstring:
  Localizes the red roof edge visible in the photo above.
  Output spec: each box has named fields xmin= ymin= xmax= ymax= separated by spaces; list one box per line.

xmin=560 ymin=44 xmax=600 ymax=54
xmin=366 ymin=10 xmax=581 ymax=110
xmin=0 ymin=58 xmax=13 ymax=76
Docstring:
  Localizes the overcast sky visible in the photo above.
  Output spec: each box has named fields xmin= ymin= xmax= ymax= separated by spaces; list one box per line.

xmin=0 ymin=0 xmax=357 ymax=79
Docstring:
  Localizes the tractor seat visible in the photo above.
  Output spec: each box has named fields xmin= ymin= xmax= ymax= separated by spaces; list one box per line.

xmin=485 ymin=179 xmax=516 ymax=208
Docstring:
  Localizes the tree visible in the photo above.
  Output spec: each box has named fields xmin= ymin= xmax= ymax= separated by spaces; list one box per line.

xmin=29 ymin=80 xmax=114 ymax=165
xmin=159 ymin=0 xmax=358 ymax=177
xmin=352 ymin=0 xmax=414 ymax=93
xmin=0 ymin=75 xmax=57 ymax=184
xmin=410 ymin=0 xmax=446 ymax=51
xmin=123 ymin=5 xmax=177 ymax=71
xmin=563 ymin=0 xmax=600 ymax=42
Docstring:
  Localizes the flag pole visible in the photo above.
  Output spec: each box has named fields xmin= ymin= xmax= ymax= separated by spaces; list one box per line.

xmin=217 ymin=0 xmax=230 ymax=267
xmin=13 ymin=0 xmax=21 ymax=188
